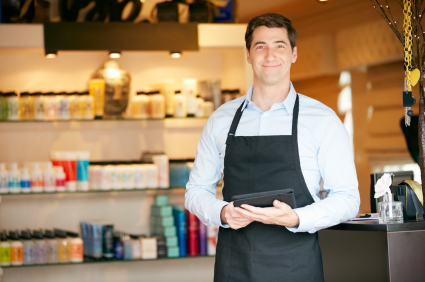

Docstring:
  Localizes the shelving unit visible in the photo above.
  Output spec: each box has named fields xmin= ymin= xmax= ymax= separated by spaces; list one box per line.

xmin=0 ymin=23 xmax=240 ymax=282
xmin=1 ymin=255 xmax=214 ymax=269
xmin=0 ymin=117 xmax=208 ymax=123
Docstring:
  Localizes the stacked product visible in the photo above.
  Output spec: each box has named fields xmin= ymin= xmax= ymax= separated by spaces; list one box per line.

xmin=0 ymin=229 xmax=83 ymax=267
xmin=150 ymin=195 xmax=179 ymax=258
xmin=80 ymin=222 xmax=159 ymax=260
xmin=0 ymin=151 xmax=89 ymax=194
xmin=129 ymin=78 xmax=215 ymax=119
xmin=0 ymin=91 xmax=95 ymax=121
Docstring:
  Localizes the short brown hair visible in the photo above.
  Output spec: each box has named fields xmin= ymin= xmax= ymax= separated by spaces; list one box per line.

xmin=245 ymin=13 xmax=297 ymax=51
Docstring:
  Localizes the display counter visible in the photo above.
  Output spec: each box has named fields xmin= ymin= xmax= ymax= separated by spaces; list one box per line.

xmin=319 ymin=220 xmax=425 ymax=282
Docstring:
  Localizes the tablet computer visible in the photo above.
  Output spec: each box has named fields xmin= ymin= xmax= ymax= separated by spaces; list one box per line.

xmin=231 ymin=189 xmax=296 ymax=209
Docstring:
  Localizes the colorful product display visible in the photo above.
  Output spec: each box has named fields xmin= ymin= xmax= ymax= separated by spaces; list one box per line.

xmin=0 ymin=91 xmax=94 ymax=121
xmin=150 ymin=196 xmax=218 ymax=258
xmin=0 ymin=229 xmax=83 ymax=266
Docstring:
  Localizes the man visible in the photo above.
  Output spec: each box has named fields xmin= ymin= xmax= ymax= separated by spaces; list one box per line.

xmin=185 ymin=13 xmax=360 ymax=282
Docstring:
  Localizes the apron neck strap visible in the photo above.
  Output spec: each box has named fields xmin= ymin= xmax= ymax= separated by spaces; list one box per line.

xmin=226 ymin=94 xmax=300 ymax=145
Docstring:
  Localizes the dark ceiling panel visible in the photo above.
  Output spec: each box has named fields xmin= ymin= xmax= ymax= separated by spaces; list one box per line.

xmin=44 ymin=22 xmax=199 ymax=53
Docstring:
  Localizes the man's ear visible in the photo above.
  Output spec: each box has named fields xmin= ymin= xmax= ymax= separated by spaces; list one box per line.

xmin=292 ymin=46 xmax=297 ymax=63
xmin=246 ymin=48 xmax=252 ymax=65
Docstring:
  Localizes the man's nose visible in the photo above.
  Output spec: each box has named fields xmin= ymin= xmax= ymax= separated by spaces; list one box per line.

xmin=265 ymin=48 xmax=275 ymax=61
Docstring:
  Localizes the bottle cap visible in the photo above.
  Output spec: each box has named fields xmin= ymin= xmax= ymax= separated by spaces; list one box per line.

xmin=20 ymin=230 xmax=32 ymax=240
xmin=79 ymin=91 xmax=89 ymax=95
xmin=221 ymin=89 xmax=230 ymax=94
xmin=30 ymin=92 xmax=42 ymax=96
xmin=44 ymin=230 xmax=55 ymax=239
xmin=71 ymin=92 xmax=79 ymax=95
xmin=174 ymin=90 xmax=181 ymax=94
xmin=66 ymin=231 xmax=79 ymax=238
xmin=1 ymin=230 xmax=8 ymax=241
xmin=32 ymin=230 xmax=43 ymax=240
xmin=20 ymin=92 xmax=30 ymax=97
xmin=54 ymin=229 xmax=67 ymax=238
xmin=11 ymin=162 xmax=18 ymax=170
xmin=5 ymin=91 xmax=17 ymax=97
xmin=136 ymin=91 xmax=146 ymax=95
xmin=8 ymin=230 xmax=19 ymax=240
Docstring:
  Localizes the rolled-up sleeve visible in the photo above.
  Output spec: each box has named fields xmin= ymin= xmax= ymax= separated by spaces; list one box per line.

xmin=185 ymin=111 xmax=229 ymax=227
xmin=287 ymin=114 xmax=360 ymax=233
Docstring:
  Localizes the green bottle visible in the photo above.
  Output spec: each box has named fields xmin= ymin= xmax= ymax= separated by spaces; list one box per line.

xmin=0 ymin=93 xmax=7 ymax=120
xmin=0 ymin=230 xmax=11 ymax=266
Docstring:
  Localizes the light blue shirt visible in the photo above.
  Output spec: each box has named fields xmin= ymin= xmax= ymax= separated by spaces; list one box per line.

xmin=185 ymin=83 xmax=360 ymax=234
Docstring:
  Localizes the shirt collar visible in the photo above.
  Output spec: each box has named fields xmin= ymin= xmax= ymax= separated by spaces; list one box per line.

xmin=243 ymin=82 xmax=297 ymax=115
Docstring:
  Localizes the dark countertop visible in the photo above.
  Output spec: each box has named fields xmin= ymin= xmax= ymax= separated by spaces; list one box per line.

xmin=324 ymin=219 xmax=425 ymax=232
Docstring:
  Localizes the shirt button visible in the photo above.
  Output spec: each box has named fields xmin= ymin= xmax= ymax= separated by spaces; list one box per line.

xmin=264 ymin=113 xmax=268 ymax=117
xmin=249 ymin=102 xmax=252 ymax=105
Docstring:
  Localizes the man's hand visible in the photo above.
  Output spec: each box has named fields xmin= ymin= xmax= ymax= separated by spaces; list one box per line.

xmin=221 ymin=202 xmax=254 ymax=230
xmin=234 ymin=200 xmax=300 ymax=227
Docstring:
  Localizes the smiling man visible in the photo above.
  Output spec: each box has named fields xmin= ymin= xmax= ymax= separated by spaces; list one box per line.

xmin=185 ymin=13 xmax=360 ymax=282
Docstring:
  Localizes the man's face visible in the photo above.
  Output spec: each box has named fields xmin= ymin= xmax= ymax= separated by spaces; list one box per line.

xmin=247 ymin=26 xmax=297 ymax=86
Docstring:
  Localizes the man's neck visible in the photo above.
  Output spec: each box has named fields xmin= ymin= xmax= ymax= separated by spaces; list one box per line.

xmin=251 ymin=79 xmax=291 ymax=112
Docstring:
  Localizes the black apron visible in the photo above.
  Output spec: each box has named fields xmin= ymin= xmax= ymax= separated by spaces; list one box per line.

xmin=214 ymin=95 xmax=324 ymax=282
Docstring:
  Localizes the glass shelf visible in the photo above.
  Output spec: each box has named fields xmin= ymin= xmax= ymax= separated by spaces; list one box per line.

xmin=0 ymin=186 xmax=222 ymax=197
xmin=1 ymin=255 xmax=215 ymax=269
xmin=0 ymin=187 xmax=187 ymax=196
xmin=0 ymin=117 xmax=208 ymax=123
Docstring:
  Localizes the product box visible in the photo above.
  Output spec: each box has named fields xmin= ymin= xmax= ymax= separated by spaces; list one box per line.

xmin=199 ymin=220 xmax=207 ymax=255
xmin=187 ymin=210 xmax=199 ymax=256
xmin=165 ymin=236 xmax=178 ymax=247
xmin=167 ymin=246 xmax=180 ymax=258
xmin=140 ymin=238 xmax=158 ymax=259
xmin=151 ymin=225 xmax=177 ymax=237
xmin=155 ymin=195 xmax=169 ymax=206
xmin=150 ymin=215 xmax=175 ymax=227
xmin=151 ymin=205 xmax=173 ymax=217
xmin=207 ymin=225 xmax=219 ymax=256
xmin=173 ymin=206 xmax=187 ymax=257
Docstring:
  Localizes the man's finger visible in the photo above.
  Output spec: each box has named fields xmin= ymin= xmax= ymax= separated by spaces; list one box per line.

xmin=234 ymin=207 xmax=267 ymax=221
xmin=240 ymin=204 xmax=268 ymax=214
xmin=273 ymin=200 xmax=289 ymax=209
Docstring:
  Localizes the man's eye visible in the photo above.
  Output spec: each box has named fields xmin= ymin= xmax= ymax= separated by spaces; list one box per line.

xmin=277 ymin=45 xmax=284 ymax=48
xmin=257 ymin=46 xmax=265 ymax=50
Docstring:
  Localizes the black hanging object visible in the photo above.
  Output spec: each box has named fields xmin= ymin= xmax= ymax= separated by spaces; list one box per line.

xmin=403 ymin=91 xmax=416 ymax=107
xmin=189 ymin=1 xmax=215 ymax=23
xmin=109 ymin=0 xmax=142 ymax=22
xmin=84 ymin=0 xmax=108 ymax=22
xmin=400 ymin=116 xmax=420 ymax=165
xmin=58 ymin=0 xmax=81 ymax=21
xmin=156 ymin=1 xmax=179 ymax=22
xmin=407 ymin=110 xmax=414 ymax=116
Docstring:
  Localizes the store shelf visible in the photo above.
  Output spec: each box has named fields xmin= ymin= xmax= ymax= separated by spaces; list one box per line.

xmin=0 ymin=117 xmax=208 ymax=123
xmin=1 ymin=255 xmax=215 ymax=269
xmin=0 ymin=186 xmax=222 ymax=197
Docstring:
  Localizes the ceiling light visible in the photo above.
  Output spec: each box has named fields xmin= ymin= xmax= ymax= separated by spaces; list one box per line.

xmin=109 ymin=52 xmax=121 ymax=59
xmin=45 ymin=52 xmax=57 ymax=58
xmin=170 ymin=51 xmax=181 ymax=58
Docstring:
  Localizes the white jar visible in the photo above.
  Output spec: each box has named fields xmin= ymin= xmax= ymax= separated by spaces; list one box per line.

xmin=99 ymin=165 xmax=112 ymax=191
xmin=131 ymin=92 xmax=149 ymax=119
xmin=149 ymin=91 xmax=165 ymax=119
xmin=203 ymin=101 xmax=214 ymax=117
xmin=44 ymin=93 xmax=59 ymax=121
xmin=44 ymin=162 xmax=56 ymax=192
xmin=195 ymin=96 xmax=205 ymax=117
xmin=133 ymin=164 xmax=146 ymax=189
xmin=81 ymin=93 xmax=94 ymax=120
xmin=122 ymin=165 xmax=134 ymax=190
xmin=33 ymin=92 xmax=45 ymax=121
xmin=174 ymin=90 xmax=187 ymax=118
xmin=152 ymin=154 xmax=169 ymax=188
xmin=111 ymin=165 xmax=123 ymax=190
xmin=58 ymin=92 xmax=71 ymax=120
xmin=5 ymin=92 xmax=19 ymax=121
xmin=30 ymin=162 xmax=43 ymax=193
xmin=144 ymin=164 xmax=158 ymax=189
xmin=70 ymin=92 xmax=82 ymax=120
xmin=182 ymin=78 xmax=197 ymax=116
xmin=89 ymin=165 xmax=100 ymax=190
